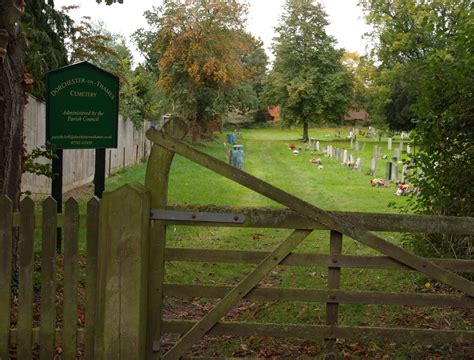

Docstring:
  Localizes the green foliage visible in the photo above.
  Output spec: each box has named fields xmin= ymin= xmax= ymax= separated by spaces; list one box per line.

xmin=21 ymin=0 xmax=74 ymax=99
xmin=23 ymin=143 xmax=55 ymax=179
xmin=361 ymin=0 xmax=473 ymax=258
xmin=134 ymin=0 xmax=266 ymax=140
xmin=264 ymin=0 xmax=353 ymax=140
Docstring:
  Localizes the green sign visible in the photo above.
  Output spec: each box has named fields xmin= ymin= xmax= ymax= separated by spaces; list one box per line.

xmin=46 ymin=61 xmax=119 ymax=149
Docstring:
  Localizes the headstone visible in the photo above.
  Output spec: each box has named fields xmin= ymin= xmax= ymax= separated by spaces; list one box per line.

xmin=343 ymin=150 xmax=348 ymax=164
xmin=394 ymin=148 xmax=400 ymax=162
xmin=391 ymin=164 xmax=398 ymax=182
xmin=371 ymin=158 xmax=377 ymax=176
xmin=316 ymin=141 xmax=320 ymax=152
xmin=350 ymin=137 xmax=354 ymax=149
xmin=402 ymin=165 xmax=408 ymax=181
xmin=399 ymin=141 xmax=404 ymax=153
xmin=387 ymin=138 xmax=392 ymax=150
xmin=385 ymin=162 xmax=392 ymax=181
xmin=349 ymin=154 xmax=354 ymax=164
xmin=406 ymin=144 xmax=411 ymax=154
xmin=355 ymin=157 xmax=361 ymax=171
xmin=355 ymin=141 xmax=359 ymax=151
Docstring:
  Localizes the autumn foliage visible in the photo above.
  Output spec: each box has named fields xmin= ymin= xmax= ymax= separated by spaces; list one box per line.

xmin=144 ymin=0 xmax=260 ymax=141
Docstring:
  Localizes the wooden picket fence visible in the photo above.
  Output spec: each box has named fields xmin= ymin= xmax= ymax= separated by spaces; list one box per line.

xmin=1 ymin=194 xmax=473 ymax=359
xmin=0 ymin=116 xmax=473 ymax=359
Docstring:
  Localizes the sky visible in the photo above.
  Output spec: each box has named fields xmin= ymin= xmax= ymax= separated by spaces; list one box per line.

xmin=54 ymin=0 xmax=372 ymax=64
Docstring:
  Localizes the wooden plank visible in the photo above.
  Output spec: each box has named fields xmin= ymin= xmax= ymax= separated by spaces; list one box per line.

xmin=325 ymin=231 xmax=342 ymax=356
xmin=165 ymin=248 xmax=474 ymax=273
xmin=12 ymin=213 xmax=87 ymax=229
xmin=147 ymin=129 xmax=474 ymax=297
xmin=11 ymin=208 xmax=474 ymax=235
xmin=85 ymin=197 xmax=100 ymax=359
xmin=163 ymin=205 xmax=474 ymax=235
xmin=163 ymin=283 xmax=474 ymax=308
xmin=17 ymin=197 xmax=35 ymax=359
xmin=63 ymin=198 xmax=79 ymax=360
xmin=162 ymin=320 xmax=474 ymax=345
xmin=9 ymin=327 xmax=85 ymax=346
xmin=163 ymin=230 xmax=312 ymax=360
xmin=0 ymin=196 xmax=13 ymax=359
xmin=40 ymin=197 xmax=57 ymax=359
xmin=145 ymin=116 xmax=188 ymax=360
xmin=95 ymin=184 xmax=150 ymax=360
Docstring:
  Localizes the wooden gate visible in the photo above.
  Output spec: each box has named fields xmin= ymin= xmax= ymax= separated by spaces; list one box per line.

xmin=143 ymin=118 xmax=474 ymax=359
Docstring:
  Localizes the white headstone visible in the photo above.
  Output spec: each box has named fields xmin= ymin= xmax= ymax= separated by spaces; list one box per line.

xmin=388 ymin=138 xmax=392 ymax=150
xmin=391 ymin=164 xmax=398 ymax=182
xmin=316 ymin=141 xmax=320 ymax=152
xmin=406 ymin=144 xmax=411 ymax=154
xmin=394 ymin=148 xmax=400 ymax=162
xmin=355 ymin=141 xmax=359 ymax=151
xmin=343 ymin=150 xmax=348 ymax=164
xmin=349 ymin=154 xmax=354 ymax=164
xmin=371 ymin=158 xmax=377 ymax=176
xmin=355 ymin=157 xmax=361 ymax=171
xmin=399 ymin=141 xmax=404 ymax=153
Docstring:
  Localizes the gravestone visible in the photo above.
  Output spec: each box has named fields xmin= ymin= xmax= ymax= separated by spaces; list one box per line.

xmin=387 ymin=138 xmax=392 ymax=150
xmin=355 ymin=141 xmax=359 ymax=151
xmin=355 ymin=157 xmax=361 ymax=171
xmin=392 ymin=164 xmax=398 ymax=182
xmin=394 ymin=148 xmax=400 ymax=162
xmin=399 ymin=141 xmax=404 ymax=153
xmin=349 ymin=154 xmax=354 ymax=164
xmin=371 ymin=158 xmax=377 ymax=176
xmin=316 ymin=141 xmax=320 ymax=152
xmin=402 ymin=165 xmax=408 ymax=181
xmin=385 ymin=162 xmax=392 ymax=181
xmin=350 ymin=138 xmax=354 ymax=149
xmin=343 ymin=150 xmax=348 ymax=164
xmin=406 ymin=144 xmax=411 ymax=155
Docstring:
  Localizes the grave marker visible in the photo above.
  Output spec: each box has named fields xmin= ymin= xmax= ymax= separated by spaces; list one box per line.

xmin=355 ymin=157 xmax=361 ymax=171
xmin=371 ymin=158 xmax=377 ymax=176
xmin=406 ymin=144 xmax=411 ymax=154
xmin=392 ymin=164 xmax=398 ymax=182
xmin=388 ymin=138 xmax=392 ymax=150
xmin=394 ymin=148 xmax=400 ymax=162
xmin=385 ymin=162 xmax=392 ymax=181
xmin=343 ymin=150 xmax=348 ymax=164
xmin=316 ymin=141 xmax=320 ymax=152
xmin=355 ymin=141 xmax=359 ymax=151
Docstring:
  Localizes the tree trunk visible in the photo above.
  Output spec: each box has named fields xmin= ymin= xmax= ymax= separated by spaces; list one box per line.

xmin=0 ymin=1 xmax=26 ymax=211
xmin=191 ymin=116 xmax=202 ymax=143
xmin=302 ymin=121 xmax=309 ymax=142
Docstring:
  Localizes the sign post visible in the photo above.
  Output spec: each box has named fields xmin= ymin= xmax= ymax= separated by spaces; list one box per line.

xmin=47 ymin=61 xmax=119 ymax=251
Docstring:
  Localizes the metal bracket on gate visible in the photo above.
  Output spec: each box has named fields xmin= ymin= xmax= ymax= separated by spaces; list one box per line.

xmin=150 ymin=209 xmax=246 ymax=224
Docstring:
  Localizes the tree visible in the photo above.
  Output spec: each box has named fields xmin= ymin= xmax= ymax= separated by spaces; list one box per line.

xmin=135 ymin=0 xmax=261 ymax=141
xmin=360 ymin=0 xmax=473 ymax=258
xmin=265 ymin=0 xmax=352 ymax=141
xmin=21 ymin=0 xmax=74 ymax=100
xmin=0 ymin=0 xmax=28 ymax=210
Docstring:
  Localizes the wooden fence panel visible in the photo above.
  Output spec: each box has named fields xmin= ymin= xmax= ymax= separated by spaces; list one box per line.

xmin=0 ymin=196 xmax=13 ymax=359
xmin=85 ymin=197 xmax=100 ymax=359
xmin=63 ymin=199 xmax=79 ymax=359
xmin=325 ymin=231 xmax=343 ymax=356
xmin=40 ymin=197 xmax=57 ymax=359
xmin=17 ymin=197 xmax=35 ymax=359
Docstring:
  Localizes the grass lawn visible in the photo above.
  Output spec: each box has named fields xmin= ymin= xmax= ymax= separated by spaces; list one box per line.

xmin=40 ymin=126 xmax=471 ymax=358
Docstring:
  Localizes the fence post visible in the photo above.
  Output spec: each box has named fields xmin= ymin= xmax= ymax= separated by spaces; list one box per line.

xmin=94 ymin=183 xmax=150 ymax=359
xmin=325 ymin=230 xmax=343 ymax=358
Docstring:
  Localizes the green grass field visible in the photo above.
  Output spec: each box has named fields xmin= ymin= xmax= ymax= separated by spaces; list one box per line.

xmin=64 ymin=126 xmax=471 ymax=358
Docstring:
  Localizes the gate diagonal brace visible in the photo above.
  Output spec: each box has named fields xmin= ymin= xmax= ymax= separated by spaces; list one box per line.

xmin=150 ymin=209 xmax=245 ymax=224
xmin=146 ymin=128 xmax=474 ymax=298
